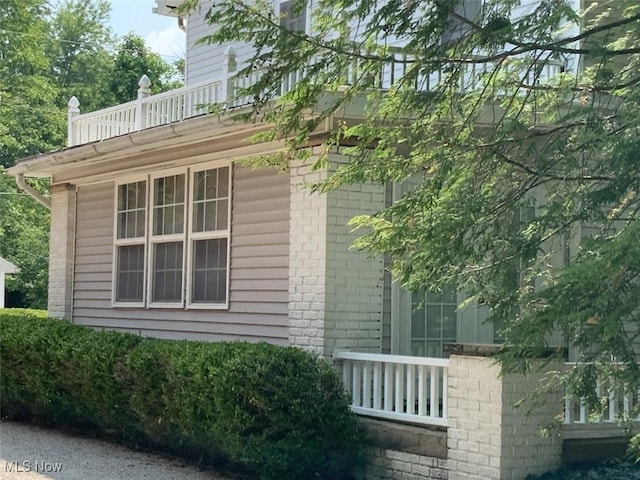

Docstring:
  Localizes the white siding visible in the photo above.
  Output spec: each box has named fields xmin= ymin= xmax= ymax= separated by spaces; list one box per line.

xmin=183 ymin=0 xmax=581 ymax=85
xmin=72 ymin=165 xmax=290 ymax=343
xmin=185 ymin=0 xmax=255 ymax=85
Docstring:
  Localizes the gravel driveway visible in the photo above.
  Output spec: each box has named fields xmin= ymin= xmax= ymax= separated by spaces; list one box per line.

xmin=0 ymin=421 xmax=237 ymax=480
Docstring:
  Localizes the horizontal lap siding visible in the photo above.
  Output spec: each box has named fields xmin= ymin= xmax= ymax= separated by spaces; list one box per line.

xmin=186 ymin=1 xmax=254 ymax=85
xmin=72 ymin=165 xmax=290 ymax=343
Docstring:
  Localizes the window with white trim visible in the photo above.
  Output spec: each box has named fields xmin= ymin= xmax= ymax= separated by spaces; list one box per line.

xmin=113 ymin=164 xmax=231 ymax=308
xmin=280 ymin=1 xmax=306 ymax=33
xmin=188 ymin=167 xmax=230 ymax=306
xmin=114 ymin=181 xmax=147 ymax=304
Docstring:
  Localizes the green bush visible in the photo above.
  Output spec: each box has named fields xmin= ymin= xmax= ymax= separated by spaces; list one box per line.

xmin=526 ymin=460 xmax=640 ymax=480
xmin=0 ymin=310 xmax=366 ymax=479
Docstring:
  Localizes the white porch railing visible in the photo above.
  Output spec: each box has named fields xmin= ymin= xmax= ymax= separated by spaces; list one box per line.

xmin=67 ymin=76 xmax=227 ymax=146
xmin=66 ymin=46 xmax=565 ymax=147
xmin=334 ymin=351 xmax=449 ymax=427
xmin=563 ymin=363 xmax=640 ymax=425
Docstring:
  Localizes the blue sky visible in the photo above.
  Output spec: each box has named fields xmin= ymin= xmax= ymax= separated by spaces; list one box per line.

xmin=108 ymin=0 xmax=185 ymax=61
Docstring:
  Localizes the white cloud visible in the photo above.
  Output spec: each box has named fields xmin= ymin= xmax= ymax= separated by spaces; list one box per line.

xmin=145 ymin=24 xmax=185 ymax=61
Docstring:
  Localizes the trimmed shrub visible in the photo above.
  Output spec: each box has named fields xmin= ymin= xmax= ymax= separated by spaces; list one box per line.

xmin=526 ymin=460 xmax=640 ymax=480
xmin=0 ymin=310 xmax=366 ymax=479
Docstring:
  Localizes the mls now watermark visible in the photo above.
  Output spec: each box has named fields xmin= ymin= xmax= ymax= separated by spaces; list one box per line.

xmin=4 ymin=460 xmax=64 ymax=473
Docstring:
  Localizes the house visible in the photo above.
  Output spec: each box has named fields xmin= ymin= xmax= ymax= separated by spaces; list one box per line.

xmin=0 ymin=256 xmax=20 ymax=309
xmin=6 ymin=1 xmax=638 ymax=479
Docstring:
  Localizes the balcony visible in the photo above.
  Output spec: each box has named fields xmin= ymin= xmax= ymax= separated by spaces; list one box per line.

xmin=66 ymin=48 xmax=565 ymax=147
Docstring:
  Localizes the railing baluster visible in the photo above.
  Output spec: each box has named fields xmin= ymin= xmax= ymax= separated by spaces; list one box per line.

xmin=384 ymin=362 xmax=393 ymax=411
xmin=352 ymin=363 xmax=361 ymax=407
xmin=373 ymin=361 xmax=382 ymax=410
xmin=363 ymin=362 xmax=371 ymax=409
xmin=429 ymin=365 xmax=437 ymax=417
xmin=418 ymin=364 xmax=427 ymax=416
xmin=406 ymin=364 xmax=415 ymax=415
xmin=394 ymin=363 xmax=404 ymax=413
xmin=441 ymin=367 xmax=448 ymax=419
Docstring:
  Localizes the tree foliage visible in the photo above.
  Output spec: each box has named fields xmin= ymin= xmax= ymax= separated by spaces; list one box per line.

xmin=0 ymin=0 xmax=182 ymax=308
xmin=191 ymin=0 xmax=640 ymax=421
xmin=109 ymin=33 xmax=183 ymax=103
xmin=0 ymin=0 xmax=64 ymax=166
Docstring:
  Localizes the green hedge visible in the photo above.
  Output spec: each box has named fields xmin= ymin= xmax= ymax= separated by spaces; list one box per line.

xmin=526 ymin=460 xmax=640 ymax=480
xmin=0 ymin=309 xmax=366 ymax=479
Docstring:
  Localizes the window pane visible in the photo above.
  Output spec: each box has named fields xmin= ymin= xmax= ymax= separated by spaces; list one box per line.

xmin=116 ymin=245 xmax=145 ymax=302
xmin=117 ymin=181 xmax=146 ymax=239
xmin=194 ymin=202 xmax=205 ymax=232
xmin=426 ymin=305 xmax=442 ymax=337
xmin=192 ymin=238 xmax=228 ymax=304
xmin=205 ymin=170 xmax=218 ymax=199
xmin=411 ymin=341 xmax=425 ymax=357
xmin=204 ymin=201 xmax=217 ymax=232
xmin=425 ymin=341 xmax=442 ymax=358
xmin=216 ymin=199 xmax=228 ymax=230
xmin=442 ymin=306 xmax=457 ymax=338
xmin=411 ymin=305 xmax=425 ymax=338
xmin=152 ymin=241 xmax=183 ymax=303
xmin=153 ymin=175 xmax=185 ymax=236
xmin=192 ymin=167 xmax=230 ymax=233
xmin=194 ymin=170 xmax=206 ymax=201
xmin=218 ymin=167 xmax=229 ymax=197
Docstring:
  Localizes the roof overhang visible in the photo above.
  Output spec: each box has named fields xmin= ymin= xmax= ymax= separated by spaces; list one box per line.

xmin=7 ymin=113 xmax=273 ymax=180
xmin=0 ymin=257 xmax=19 ymax=274
xmin=7 ymin=109 xmax=331 ymax=186
xmin=153 ymin=0 xmax=187 ymax=17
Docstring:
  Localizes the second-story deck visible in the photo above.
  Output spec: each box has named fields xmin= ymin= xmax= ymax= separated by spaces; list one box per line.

xmin=66 ymin=48 xmax=565 ymax=147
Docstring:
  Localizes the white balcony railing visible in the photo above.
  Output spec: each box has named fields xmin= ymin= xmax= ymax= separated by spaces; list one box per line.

xmin=563 ymin=363 xmax=640 ymax=425
xmin=67 ymin=76 xmax=227 ymax=146
xmin=67 ymin=47 xmax=565 ymax=147
xmin=334 ymin=351 xmax=449 ymax=427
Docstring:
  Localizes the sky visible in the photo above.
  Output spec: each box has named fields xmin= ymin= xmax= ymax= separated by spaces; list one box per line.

xmin=108 ymin=0 xmax=186 ymax=62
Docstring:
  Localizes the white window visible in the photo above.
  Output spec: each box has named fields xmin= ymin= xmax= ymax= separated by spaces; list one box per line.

xmin=113 ymin=164 xmax=231 ymax=309
xmin=149 ymin=173 xmax=186 ymax=305
xmin=280 ymin=1 xmax=306 ymax=33
xmin=114 ymin=180 xmax=147 ymax=305
xmin=188 ymin=166 xmax=230 ymax=307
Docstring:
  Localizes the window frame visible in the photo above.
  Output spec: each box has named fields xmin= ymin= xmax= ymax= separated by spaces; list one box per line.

xmin=111 ymin=162 xmax=232 ymax=310
xmin=185 ymin=164 xmax=232 ymax=310
xmin=112 ymin=176 xmax=149 ymax=308
xmin=147 ymin=168 xmax=189 ymax=308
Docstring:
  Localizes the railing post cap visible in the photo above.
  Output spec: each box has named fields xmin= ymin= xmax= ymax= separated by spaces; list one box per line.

xmin=68 ymin=96 xmax=80 ymax=110
xmin=138 ymin=74 xmax=152 ymax=89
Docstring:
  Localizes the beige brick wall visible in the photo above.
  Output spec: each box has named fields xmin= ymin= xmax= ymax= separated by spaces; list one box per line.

xmin=367 ymin=449 xmax=449 ymax=480
xmin=48 ymin=183 xmax=76 ymax=319
xmin=288 ymin=157 xmax=328 ymax=354
xmin=324 ymin=154 xmax=385 ymax=354
xmin=288 ymin=152 xmax=385 ymax=357
xmin=447 ymin=355 xmax=562 ymax=480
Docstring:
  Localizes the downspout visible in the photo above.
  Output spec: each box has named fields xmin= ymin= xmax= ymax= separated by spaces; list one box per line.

xmin=14 ymin=174 xmax=51 ymax=210
xmin=178 ymin=16 xmax=186 ymax=32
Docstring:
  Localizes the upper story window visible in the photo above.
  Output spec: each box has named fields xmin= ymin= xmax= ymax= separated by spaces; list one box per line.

xmin=113 ymin=164 xmax=231 ymax=309
xmin=280 ymin=1 xmax=306 ymax=33
xmin=442 ymin=0 xmax=482 ymax=44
